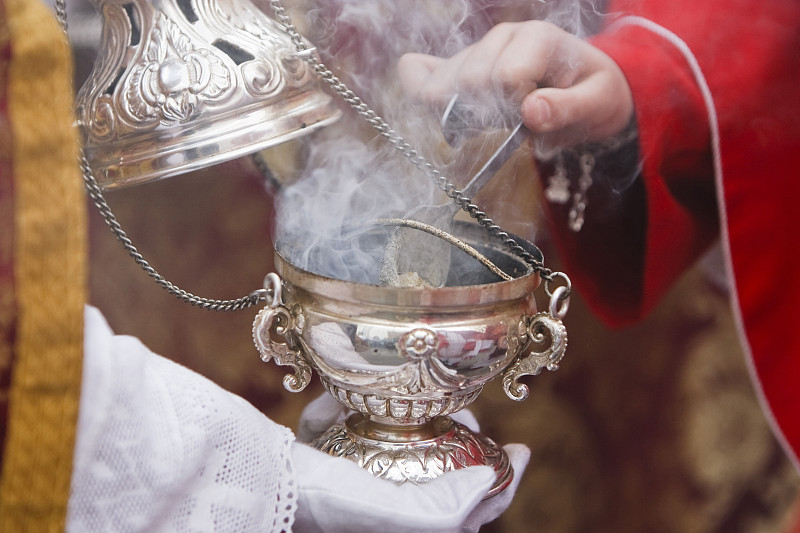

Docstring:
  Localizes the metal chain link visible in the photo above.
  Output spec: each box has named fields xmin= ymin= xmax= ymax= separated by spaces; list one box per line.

xmin=55 ymin=1 xmax=270 ymax=311
xmin=268 ymin=0 xmax=552 ymax=280
xmin=54 ymin=0 xmax=68 ymax=32
xmin=545 ymin=119 xmax=638 ymax=233
xmin=80 ymin=154 xmax=270 ymax=311
xmin=60 ymin=0 xmax=563 ymax=311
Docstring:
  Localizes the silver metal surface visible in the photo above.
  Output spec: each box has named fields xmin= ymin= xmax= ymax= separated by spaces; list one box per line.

xmin=75 ymin=0 xmax=341 ymax=189
xmin=313 ymin=414 xmax=513 ymax=498
xmin=80 ymin=153 xmax=270 ymax=311
xmin=253 ymin=222 xmax=569 ymax=494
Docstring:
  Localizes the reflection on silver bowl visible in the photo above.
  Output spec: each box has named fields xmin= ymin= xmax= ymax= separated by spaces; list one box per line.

xmin=253 ymin=221 xmax=568 ymax=497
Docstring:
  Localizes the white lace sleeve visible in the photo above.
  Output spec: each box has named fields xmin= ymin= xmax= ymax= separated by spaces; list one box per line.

xmin=67 ymin=306 xmax=297 ymax=533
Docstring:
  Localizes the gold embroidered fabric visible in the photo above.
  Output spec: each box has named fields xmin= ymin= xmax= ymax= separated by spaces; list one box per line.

xmin=0 ymin=0 xmax=86 ymax=531
xmin=0 ymin=0 xmax=15 ymax=473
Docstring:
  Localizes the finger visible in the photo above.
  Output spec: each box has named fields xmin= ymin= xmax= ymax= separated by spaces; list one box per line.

xmin=453 ymin=21 xmax=556 ymax=102
xmin=405 ymin=22 xmax=532 ymax=104
xmin=397 ymin=53 xmax=446 ymax=99
xmin=296 ymin=393 xmax=347 ymax=443
xmin=520 ymin=68 xmax=633 ymax=142
xmin=487 ymin=21 xmax=568 ymax=99
xmin=397 ymin=46 xmax=476 ymax=104
xmin=293 ymin=442 xmax=497 ymax=533
xmin=480 ymin=21 xmax=586 ymax=102
xmin=414 ymin=45 xmax=473 ymax=102
xmin=462 ymin=444 xmax=531 ymax=530
xmin=452 ymin=23 xmax=518 ymax=96
xmin=504 ymin=443 xmax=532 ymax=475
xmin=450 ymin=409 xmax=480 ymax=432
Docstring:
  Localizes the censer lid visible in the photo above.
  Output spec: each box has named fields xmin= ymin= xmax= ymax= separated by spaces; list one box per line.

xmin=75 ymin=0 xmax=341 ymax=189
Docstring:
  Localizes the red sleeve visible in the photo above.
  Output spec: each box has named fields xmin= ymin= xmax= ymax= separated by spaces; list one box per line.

xmin=542 ymin=0 xmax=800 ymax=468
xmin=543 ymin=0 xmax=798 ymax=328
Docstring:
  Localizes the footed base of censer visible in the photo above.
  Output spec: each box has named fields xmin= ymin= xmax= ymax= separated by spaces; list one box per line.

xmin=311 ymin=413 xmax=512 ymax=498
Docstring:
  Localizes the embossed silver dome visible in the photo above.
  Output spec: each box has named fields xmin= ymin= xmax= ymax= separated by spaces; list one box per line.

xmin=75 ymin=0 xmax=341 ymax=189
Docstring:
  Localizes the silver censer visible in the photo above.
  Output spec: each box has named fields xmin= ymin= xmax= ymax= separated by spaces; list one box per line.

xmin=253 ymin=223 xmax=569 ymax=496
xmin=75 ymin=0 xmax=340 ymax=189
xmin=72 ymin=0 xmax=570 ymax=498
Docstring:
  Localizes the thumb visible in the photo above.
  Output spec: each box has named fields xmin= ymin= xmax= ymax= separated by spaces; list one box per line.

xmin=463 ymin=444 xmax=531 ymax=531
xmin=521 ymin=71 xmax=633 ymax=142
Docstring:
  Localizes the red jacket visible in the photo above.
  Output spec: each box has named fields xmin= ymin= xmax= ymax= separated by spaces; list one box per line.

xmin=545 ymin=0 xmax=800 ymax=468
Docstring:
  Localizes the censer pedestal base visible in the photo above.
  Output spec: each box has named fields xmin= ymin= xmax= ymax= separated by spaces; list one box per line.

xmin=311 ymin=413 xmax=513 ymax=498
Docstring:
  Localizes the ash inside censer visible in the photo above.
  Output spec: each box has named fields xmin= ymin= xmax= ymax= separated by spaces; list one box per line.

xmin=276 ymin=220 xmax=541 ymax=288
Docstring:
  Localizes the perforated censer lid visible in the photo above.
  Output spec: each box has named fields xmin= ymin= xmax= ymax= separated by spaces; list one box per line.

xmin=75 ymin=0 xmax=341 ymax=189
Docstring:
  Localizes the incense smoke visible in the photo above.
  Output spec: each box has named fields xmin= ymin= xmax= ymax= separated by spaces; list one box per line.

xmin=273 ymin=0 xmax=607 ymax=283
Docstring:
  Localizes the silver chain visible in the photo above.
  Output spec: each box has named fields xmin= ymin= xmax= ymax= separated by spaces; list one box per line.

xmin=54 ymin=0 xmax=68 ymax=31
xmin=567 ymin=153 xmax=594 ymax=232
xmin=80 ymin=154 xmax=271 ymax=311
xmin=268 ymin=0 xmax=552 ymax=279
xmin=53 ymin=0 xmax=271 ymax=312
xmin=56 ymin=0 xmax=563 ymax=312
xmin=545 ymin=122 xmax=639 ymax=232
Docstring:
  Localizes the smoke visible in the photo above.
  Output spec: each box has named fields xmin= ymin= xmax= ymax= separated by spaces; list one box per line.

xmin=530 ymin=0 xmax=608 ymax=38
xmin=274 ymin=132 xmax=426 ymax=284
xmin=272 ymin=0 xmax=608 ymax=283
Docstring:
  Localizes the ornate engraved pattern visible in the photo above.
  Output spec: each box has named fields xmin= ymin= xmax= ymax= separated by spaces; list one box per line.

xmin=505 ymin=315 xmax=531 ymax=360
xmin=208 ymin=0 xmax=314 ymax=93
xmin=307 ymin=325 xmax=471 ymax=398
xmin=321 ymin=381 xmax=483 ymax=421
xmin=375 ymin=356 xmax=467 ymax=395
xmin=503 ymin=312 xmax=568 ymax=401
xmin=75 ymin=0 xmax=341 ymax=187
xmin=369 ymin=327 xmax=468 ymax=394
xmin=89 ymin=97 xmax=117 ymax=141
xmin=241 ymin=60 xmax=284 ymax=97
xmin=76 ymin=2 xmax=129 ymax=140
xmin=252 ymin=304 xmax=312 ymax=392
xmin=125 ymin=12 xmax=232 ymax=124
xmin=312 ymin=416 xmax=511 ymax=492
xmin=399 ymin=327 xmax=439 ymax=360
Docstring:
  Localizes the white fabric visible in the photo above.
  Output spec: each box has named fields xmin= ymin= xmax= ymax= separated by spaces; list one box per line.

xmin=462 ymin=444 xmax=530 ymax=531
xmin=68 ymin=306 xmax=297 ymax=532
xmin=68 ymin=307 xmax=527 ymax=532
xmin=291 ymin=442 xmax=530 ymax=533
xmin=293 ymin=394 xmax=531 ymax=533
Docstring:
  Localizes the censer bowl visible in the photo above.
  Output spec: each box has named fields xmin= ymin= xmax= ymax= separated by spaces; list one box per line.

xmin=253 ymin=221 xmax=568 ymax=497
